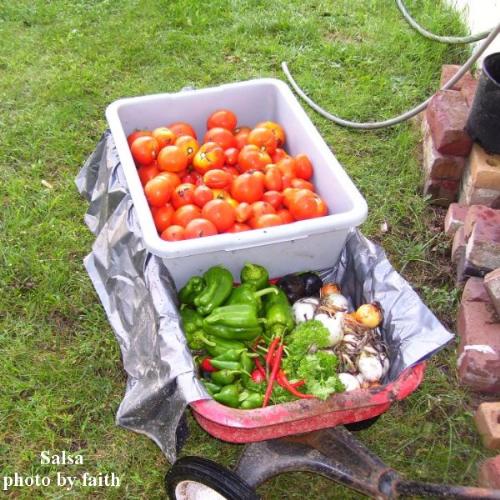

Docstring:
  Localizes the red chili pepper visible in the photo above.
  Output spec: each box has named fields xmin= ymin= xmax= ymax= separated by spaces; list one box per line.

xmin=266 ymin=336 xmax=281 ymax=367
xmin=199 ymin=357 xmax=218 ymax=373
xmin=277 ymin=370 xmax=314 ymax=399
xmin=254 ymin=357 xmax=266 ymax=378
xmin=251 ymin=368 xmax=266 ymax=384
xmin=263 ymin=343 xmax=284 ymax=407
xmin=291 ymin=379 xmax=305 ymax=388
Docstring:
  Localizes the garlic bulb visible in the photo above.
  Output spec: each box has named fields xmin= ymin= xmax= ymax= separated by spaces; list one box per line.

xmin=314 ymin=312 xmax=344 ymax=346
xmin=292 ymin=297 xmax=319 ymax=323
xmin=338 ymin=373 xmax=361 ymax=391
xmin=357 ymin=348 xmax=384 ymax=382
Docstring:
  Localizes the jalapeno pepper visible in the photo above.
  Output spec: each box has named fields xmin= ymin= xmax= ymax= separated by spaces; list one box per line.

xmin=203 ymin=381 xmax=222 ymax=396
xmin=213 ymin=349 xmax=246 ymax=362
xmin=240 ymin=391 xmax=264 ymax=409
xmin=213 ymin=384 xmax=241 ymax=407
xmin=210 ymin=359 xmax=241 ymax=370
xmin=194 ymin=266 xmax=234 ymax=316
xmin=211 ymin=369 xmax=240 ymax=386
xmin=240 ymin=263 xmax=270 ymax=290
xmin=178 ymin=276 xmax=206 ymax=306
xmin=239 ymin=350 xmax=256 ymax=386
xmin=204 ymin=337 xmax=247 ymax=357
xmin=263 ymin=286 xmax=295 ymax=338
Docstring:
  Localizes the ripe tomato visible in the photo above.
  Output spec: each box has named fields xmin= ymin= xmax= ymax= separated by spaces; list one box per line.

xmin=238 ymin=145 xmax=272 ymax=172
xmin=276 ymin=157 xmax=296 ymax=178
xmin=262 ymin=190 xmax=283 ymax=209
xmin=131 ymin=136 xmax=160 ymax=166
xmin=156 ymin=171 xmax=181 ymax=191
xmin=226 ymin=223 xmax=251 ymax=233
xmin=277 ymin=208 xmax=294 ymax=224
xmin=256 ymin=121 xmax=286 ymax=148
xmin=153 ymin=204 xmax=174 ymax=233
xmin=231 ymin=173 xmax=264 ymax=204
xmin=204 ymin=127 xmax=237 ymax=150
xmin=171 ymin=183 xmax=196 ymax=209
xmin=282 ymin=187 xmax=302 ymax=208
xmin=247 ymin=127 xmax=278 ymax=155
xmin=221 ymin=165 xmax=239 ymax=178
xmin=294 ymin=153 xmax=314 ymax=180
xmin=264 ymin=165 xmax=283 ymax=191
xmin=193 ymin=185 xmax=214 ymax=208
xmin=249 ymin=201 xmax=275 ymax=228
xmin=235 ymin=202 xmax=252 ymax=223
xmin=192 ymin=142 xmax=225 ymax=174
xmin=184 ymin=218 xmax=218 ymax=238
xmin=144 ymin=175 xmax=174 ymax=207
xmin=176 ymin=135 xmax=199 ymax=163
xmin=203 ymin=169 xmax=233 ymax=189
xmin=254 ymin=213 xmax=283 ymax=228
xmin=201 ymin=199 xmax=236 ymax=232
xmin=167 ymin=121 xmax=197 ymax=139
xmin=157 ymin=145 xmax=189 ymax=173
xmin=172 ymin=204 xmax=202 ymax=227
xmin=289 ymin=192 xmax=328 ymax=220
xmin=234 ymin=127 xmax=251 ymax=149
xmin=138 ymin=163 xmax=159 ymax=186
xmin=224 ymin=147 xmax=239 ymax=166
xmin=291 ymin=178 xmax=315 ymax=191
xmin=152 ymin=127 xmax=176 ymax=149
xmin=207 ymin=109 xmax=237 ymax=132
xmin=160 ymin=225 xmax=185 ymax=241
xmin=271 ymin=148 xmax=289 ymax=163
xmin=127 ymin=130 xmax=152 ymax=147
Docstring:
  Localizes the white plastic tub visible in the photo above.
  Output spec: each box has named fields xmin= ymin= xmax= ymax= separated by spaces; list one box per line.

xmin=106 ymin=78 xmax=367 ymax=287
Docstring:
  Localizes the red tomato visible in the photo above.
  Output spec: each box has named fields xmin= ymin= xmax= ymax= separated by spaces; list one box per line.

xmin=226 ymin=223 xmax=251 ymax=233
xmin=262 ymin=190 xmax=284 ymax=209
xmin=153 ymin=204 xmax=174 ymax=233
xmin=289 ymin=192 xmax=328 ymax=220
xmin=184 ymin=218 xmax=218 ymax=238
xmin=204 ymin=127 xmax=237 ymax=150
xmin=152 ymin=127 xmax=176 ymax=149
xmin=247 ymin=127 xmax=278 ymax=155
xmin=221 ymin=165 xmax=239 ymax=178
xmin=277 ymin=208 xmax=294 ymax=224
xmin=175 ymin=135 xmax=200 ymax=164
xmin=157 ymin=145 xmax=189 ymax=173
xmin=291 ymin=178 xmax=315 ymax=191
xmin=276 ymin=157 xmax=296 ymax=178
xmin=294 ymin=153 xmax=314 ymax=180
xmin=254 ymin=213 xmax=283 ymax=228
xmin=127 ymin=130 xmax=152 ymax=147
xmin=193 ymin=185 xmax=214 ymax=208
xmin=231 ymin=173 xmax=265 ymax=204
xmin=144 ymin=175 xmax=174 ymax=207
xmin=264 ymin=165 xmax=283 ymax=191
xmin=249 ymin=201 xmax=275 ymax=228
xmin=235 ymin=202 xmax=252 ymax=223
xmin=172 ymin=204 xmax=202 ymax=227
xmin=138 ymin=163 xmax=159 ymax=186
xmin=203 ymin=169 xmax=233 ymax=189
xmin=238 ymin=145 xmax=272 ymax=172
xmin=156 ymin=171 xmax=182 ymax=191
xmin=201 ymin=199 xmax=236 ymax=232
xmin=160 ymin=225 xmax=185 ymax=241
xmin=171 ymin=183 xmax=196 ymax=209
xmin=256 ymin=121 xmax=286 ymax=148
xmin=282 ymin=187 xmax=302 ymax=208
xmin=224 ymin=147 xmax=239 ymax=166
xmin=192 ymin=142 xmax=225 ymax=174
xmin=271 ymin=148 xmax=289 ymax=163
xmin=207 ymin=109 xmax=237 ymax=132
xmin=167 ymin=121 xmax=197 ymax=139
xmin=131 ymin=136 xmax=160 ymax=166
xmin=234 ymin=127 xmax=251 ymax=149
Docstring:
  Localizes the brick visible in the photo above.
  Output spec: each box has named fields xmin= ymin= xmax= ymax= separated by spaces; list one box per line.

xmin=426 ymin=90 xmax=473 ymax=156
xmin=422 ymin=129 xmax=465 ymax=180
xmin=475 ymin=402 xmax=500 ymax=449
xmin=444 ymin=203 xmax=468 ymax=236
xmin=485 ymin=268 xmax=500 ymax=317
xmin=423 ymin=178 xmax=459 ymax=207
xmin=478 ymin=456 xmax=500 ymax=489
xmin=452 ymin=226 xmax=466 ymax=264
xmin=469 ymin=144 xmax=500 ymax=190
xmin=457 ymin=277 xmax=500 ymax=393
xmin=439 ymin=64 xmax=475 ymax=92
xmin=463 ymin=205 xmax=498 ymax=239
xmin=461 ymin=77 xmax=478 ymax=108
xmin=465 ymin=214 xmax=500 ymax=273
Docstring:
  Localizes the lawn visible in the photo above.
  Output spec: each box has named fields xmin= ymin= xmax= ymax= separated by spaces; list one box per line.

xmin=0 ymin=0 xmax=495 ymax=498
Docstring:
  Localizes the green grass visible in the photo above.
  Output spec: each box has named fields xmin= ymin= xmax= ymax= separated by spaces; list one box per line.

xmin=0 ymin=0 xmax=495 ymax=498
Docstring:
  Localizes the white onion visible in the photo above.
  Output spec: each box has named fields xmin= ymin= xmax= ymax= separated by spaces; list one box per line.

xmin=320 ymin=292 xmax=349 ymax=312
xmin=292 ymin=297 xmax=319 ymax=323
xmin=338 ymin=373 xmax=361 ymax=391
xmin=357 ymin=349 xmax=384 ymax=382
xmin=314 ymin=312 xmax=345 ymax=346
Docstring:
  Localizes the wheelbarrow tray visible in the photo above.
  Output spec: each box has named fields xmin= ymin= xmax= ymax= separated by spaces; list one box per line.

xmin=190 ymin=363 xmax=425 ymax=443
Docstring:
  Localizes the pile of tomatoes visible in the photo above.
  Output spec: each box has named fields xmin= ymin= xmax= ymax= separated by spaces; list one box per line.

xmin=127 ymin=109 xmax=328 ymax=241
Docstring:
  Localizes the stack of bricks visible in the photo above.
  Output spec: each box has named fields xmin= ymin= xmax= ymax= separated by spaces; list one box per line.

xmin=421 ymin=65 xmax=476 ymax=207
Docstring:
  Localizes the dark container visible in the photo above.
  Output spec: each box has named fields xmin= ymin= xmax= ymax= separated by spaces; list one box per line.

xmin=466 ymin=52 xmax=500 ymax=154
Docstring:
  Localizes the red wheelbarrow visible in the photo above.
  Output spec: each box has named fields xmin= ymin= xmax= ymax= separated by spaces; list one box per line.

xmin=165 ymin=363 xmax=500 ymax=499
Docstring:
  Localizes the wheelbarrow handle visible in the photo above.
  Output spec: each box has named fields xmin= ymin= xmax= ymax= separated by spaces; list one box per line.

xmin=394 ymin=479 xmax=500 ymax=499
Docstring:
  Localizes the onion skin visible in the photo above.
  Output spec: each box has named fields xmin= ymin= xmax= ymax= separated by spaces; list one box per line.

xmin=355 ymin=303 xmax=383 ymax=329
xmin=338 ymin=373 xmax=360 ymax=391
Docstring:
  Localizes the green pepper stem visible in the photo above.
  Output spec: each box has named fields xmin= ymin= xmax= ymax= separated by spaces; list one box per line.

xmin=254 ymin=287 xmax=279 ymax=299
xmin=200 ymin=335 xmax=216 ymax=347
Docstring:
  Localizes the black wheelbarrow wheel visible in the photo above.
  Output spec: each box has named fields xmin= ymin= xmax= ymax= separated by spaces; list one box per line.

xmin=166 ymin=456 xmax=259 ymax=500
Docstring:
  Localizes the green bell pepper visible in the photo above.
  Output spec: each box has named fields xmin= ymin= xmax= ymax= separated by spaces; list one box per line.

xmin=213 ymin=384 xmax=241 ymax=408
xmin=226 ymin=283 xmax=277 ymax=314
xmin=204 ymin=337 xmax=247 ymax=357
xmin=240 ymin=391 xmax=264 ymax=409
xmin=180 ymin=307 xmax=214 ymax=350
xmin=203 ymin=381 xmax=222 ymax=396
xmin=194 ymin=266 xmax=234 ymax=316
xmin=213 ymin=349 xmax=246 ymax=362
xmin=263 ymin=286 xmax=295 ymax=338
xmin=203 ymin=322 xmax=262 ymax=342
xmin=204 ymin=304 xmax=262 ymax=329
xmin=240 ymin=263 xmax=270 ymax=290
xmin=209 ymin=359 xmax=241 ymax=370
xmin=211 ymin=369 xmax=239 ymax=386
xmin=178 ymin=276 xmax=206 ymax=306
